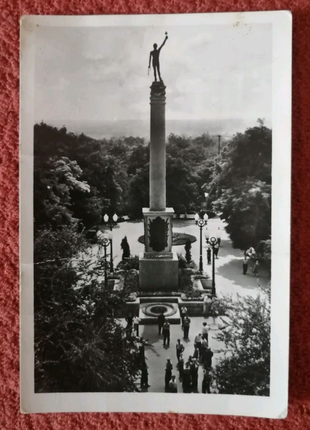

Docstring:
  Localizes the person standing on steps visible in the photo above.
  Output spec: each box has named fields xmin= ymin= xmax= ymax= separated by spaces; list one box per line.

xmin=148 ymin=33 xmax=168 ymax=82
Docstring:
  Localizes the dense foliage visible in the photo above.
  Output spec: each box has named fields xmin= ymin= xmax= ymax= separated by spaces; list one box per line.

xmin=34 ymin=123 xmax=218 ymax=229
xmin=34 ymin=225 xmax=141 ymax=392
xmin=208 ymin=122 xmax=272 ymax=249
xmin=213 ymin=294 xmax=270 ymax=396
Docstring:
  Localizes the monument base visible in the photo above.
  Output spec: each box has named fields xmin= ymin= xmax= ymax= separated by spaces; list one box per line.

xmin=139 ymin=251 xmax=179 ymax=291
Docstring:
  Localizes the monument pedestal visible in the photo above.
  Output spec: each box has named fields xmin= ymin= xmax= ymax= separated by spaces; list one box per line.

xmin=139 ymin=252 xmax=179 ymax=291
xmin=139 ymin=207 xmax=178 ymax=291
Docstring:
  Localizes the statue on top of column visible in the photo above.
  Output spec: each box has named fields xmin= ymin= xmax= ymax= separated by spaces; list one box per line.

xmin=148 ymin=32 xmax=168 ymax=83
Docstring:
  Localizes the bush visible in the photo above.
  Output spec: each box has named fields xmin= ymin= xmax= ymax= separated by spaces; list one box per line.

xmin=116 ymin=255 xmax=139 ymax=271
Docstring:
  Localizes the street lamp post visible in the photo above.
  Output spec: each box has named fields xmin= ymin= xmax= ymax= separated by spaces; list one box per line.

xmin=103 ymin=213 xmax=118 ymax=272
xmin=96 ymin=232 xmax=111 ymax=290
xmin=205 ymin=231 xmax=218 ymax=297
xmin=195 ymin=213 xmax=208 ymax=273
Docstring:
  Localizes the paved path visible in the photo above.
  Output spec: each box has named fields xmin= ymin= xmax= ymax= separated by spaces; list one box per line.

xmin=114 ymin=218 xmax=270 ymax=392
xmin=119 ymin=316 xmax=223 ymax=393
xmin=93 ymin=218 xmax=269 ymax=299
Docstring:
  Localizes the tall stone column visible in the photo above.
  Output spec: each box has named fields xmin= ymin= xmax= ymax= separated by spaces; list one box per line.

xmin=139 ymin=81 xmax=179 ymax=291
xmin=150 ymin=82 xmax=166 ymax=211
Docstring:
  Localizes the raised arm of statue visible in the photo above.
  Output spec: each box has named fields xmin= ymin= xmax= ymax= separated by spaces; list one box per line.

xmin=159 ymin=35 xmax=168 ymax=51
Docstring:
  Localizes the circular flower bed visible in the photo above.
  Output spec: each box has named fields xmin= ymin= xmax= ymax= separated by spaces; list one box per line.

xmin=141 ymin=302 xmax=178 ymax=318
xmin=138 ymin=232 xmax=196 ymax=246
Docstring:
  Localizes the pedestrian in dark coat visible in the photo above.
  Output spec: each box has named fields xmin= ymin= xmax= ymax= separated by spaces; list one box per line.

xmin=203 ymin=347 xmax=214 ymax=370
xmin=141 ymin=360 xmax=149 ymax=388
xmin=182 ymin=364 xmax=192 ymax=393
xmin=183 ymin=316 xmax=191 ymax=340
xmin=178 ymin=354 xmax=184 ymax=379
xmin=202 ymin=370 xmax=211 ymax=393
xmin=243 ymin=252 xmax=249 ymax=275
xmin=165 ymin=359 xmax=173 ymax=392
xmin=163 ymin=321 xmax=171 ymax=347
xmin=176 ymin=339 xmax=185 ymax=362
xmin=207 ymin=247 xmax=211 ymax=265
xmin=158 ymin=312 xmax=165 ymax=335
xmin=190 ymin=359 xmax=199 ymax=392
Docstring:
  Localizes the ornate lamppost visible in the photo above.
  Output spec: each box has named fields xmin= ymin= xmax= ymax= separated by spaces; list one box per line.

xmin=205 ymin=229 xmax=218 ymax=297
xmin=96 ymin=231 xmax=111 ymax=290
xmin=195 ymin=212 xmax=208 ymax=273
xmin=103 ymin=213 xmax=118 ymax=272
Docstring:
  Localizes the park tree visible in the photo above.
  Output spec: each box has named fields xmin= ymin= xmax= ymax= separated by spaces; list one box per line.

xmin=213 ymin=294 xmax=270 ymax=396
xmin=208 ymin=122 xmax=272 ymax=249
xmin=34 ymin=224 xmax=141 ymax=393
xmin=34 ymin=156 xmax=90 ymax=230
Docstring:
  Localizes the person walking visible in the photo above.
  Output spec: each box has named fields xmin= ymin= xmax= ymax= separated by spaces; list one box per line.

xmin=165 ymin=359 xmax=173 ymax=392
xmin=168 ymin=375 xmax=178 ymax=393
xmin=207 ymin=247 xmax=211 ymax=265
xmin=217 ymin=227 xmax=222 ymax=247
xmin=214 ymin=242 xmax=220 ymax=259
xmin=183 ymin=315 xmax=191 ymax=340
xmin=194 ymin=332 xmax=203 ymax=356
xmin=190 ymin=358 xmax=199 ymax=392
xmin=163 ymin=320 xmax=171 ymax=347
xmin=203 ymin=347 xmax=214 ymax=371
xmin=252 ymin=259 xmax=259 ymax=277
xmin=141 ymin=360 xmax=150 ymax=388
xmin=180 ymin=306 xmax=188 ymax=327
xmin=133 ymin=315 xmax=141 ymax=336
xmin=178 ymin=354 xmax=184 ymax=380
xmin=158 ymin=312 xmax=165 ymax=335
xmin=202 ymin=322 xmax=210 ymax=341
xmin=202 ymin=370 xmax=211 ymax=393
xmin=243 ymin=252 xmax=249 ymax=275
xmin=176 ymin=339 xmax=185 ymax=362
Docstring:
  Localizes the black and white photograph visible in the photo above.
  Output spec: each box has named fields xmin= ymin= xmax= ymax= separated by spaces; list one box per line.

xmin=20 ymin=12 xmax=292 ymax=416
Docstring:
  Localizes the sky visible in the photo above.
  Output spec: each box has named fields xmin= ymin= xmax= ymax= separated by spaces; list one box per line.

xmin=34 ymin=23 xmax=272 ymax=126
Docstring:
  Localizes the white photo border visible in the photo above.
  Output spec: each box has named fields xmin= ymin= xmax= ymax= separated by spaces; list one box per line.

xmin=20 ymin=11 xmax=292 ymax=417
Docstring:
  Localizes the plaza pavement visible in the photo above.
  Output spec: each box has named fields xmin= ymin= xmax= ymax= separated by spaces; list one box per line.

xmin=118 ymin=316 xmax=223 ymax=393
xmin=95 ymin=217 xmax=269 ymax=299
xmin=112 ymin=218 xmax=270 ymax=393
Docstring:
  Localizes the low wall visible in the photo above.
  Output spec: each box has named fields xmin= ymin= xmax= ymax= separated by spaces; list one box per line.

xmin=115 ymin=298 xmax=205 ymax=318
xmin=178 ymin=300 xmax=204 ymax=316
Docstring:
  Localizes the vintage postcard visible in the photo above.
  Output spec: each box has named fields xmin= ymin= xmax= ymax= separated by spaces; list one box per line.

xmin=20 ymin=11 xmax=292 ymax=417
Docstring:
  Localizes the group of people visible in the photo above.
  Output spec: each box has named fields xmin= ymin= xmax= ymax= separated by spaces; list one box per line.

xmin=126 ymin=308 xmax=215 ymax=393
xmin=242 ymin=247 xmax=260 ymax=276
xmin=164 ymin=320 xmax=214 ymax=393
xmin=126 ymin=314 xmax=150 ymax=389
